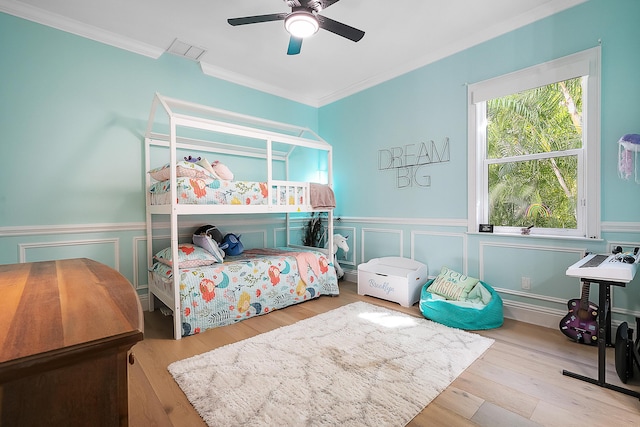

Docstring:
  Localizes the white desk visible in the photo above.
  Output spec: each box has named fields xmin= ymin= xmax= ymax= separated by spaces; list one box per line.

xmin=566 ymin=252 xmax=638 ymax=283
xmin=563 ymin=253 xmax=639 ymax=399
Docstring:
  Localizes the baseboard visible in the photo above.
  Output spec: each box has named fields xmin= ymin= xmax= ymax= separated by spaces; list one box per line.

xmin=345 ymin=268 xmax=564 ymax=330
xmin=142 ymin=270 xmax=630 ymax=337
xmin=139 ymin=293 xmax=150 ymax=312
xmin=501 ymin=300 xmax=564 ymax=330
xmin=343 ymin=269 xmax=358 ymax=283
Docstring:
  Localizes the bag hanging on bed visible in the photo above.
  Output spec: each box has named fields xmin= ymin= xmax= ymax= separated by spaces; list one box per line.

xmin=192 ymin=225 xmax=225 ymax=262
xmin=194 ymin=225 xmax=223 ymax=243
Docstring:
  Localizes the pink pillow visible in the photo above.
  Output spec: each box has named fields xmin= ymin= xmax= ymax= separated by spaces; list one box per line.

xmin=212 ymin=160 xmax=234 ymax=180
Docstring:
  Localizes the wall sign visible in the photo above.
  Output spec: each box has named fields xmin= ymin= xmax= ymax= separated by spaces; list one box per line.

xmin=378 ymin=138 xmax=450 ymax=188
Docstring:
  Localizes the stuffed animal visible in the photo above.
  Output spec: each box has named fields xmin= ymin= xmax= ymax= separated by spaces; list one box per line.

xmin=220 ymin=233 xmax=244 ymax=256
xmin=184 ymin=155 xmax=201 ymax=163
xmin=328 ymin=234 xmax=349 ymax=279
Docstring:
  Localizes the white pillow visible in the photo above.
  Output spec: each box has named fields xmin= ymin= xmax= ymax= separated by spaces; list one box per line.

xmin=148 ymin=161 xmax=215 ymax=181
xmin=153 ymin=244 xmax=219 ymax=268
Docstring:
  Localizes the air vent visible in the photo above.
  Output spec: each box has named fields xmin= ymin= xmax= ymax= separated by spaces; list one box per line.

xmin=166 ymin=38 xmax=206 ymax=61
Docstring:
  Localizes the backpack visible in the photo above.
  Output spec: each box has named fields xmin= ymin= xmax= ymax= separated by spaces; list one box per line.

xmin=192 ymin=225 xmax=225 ymax=262
xmin=193 ymin=225 xmax=223 ymax=244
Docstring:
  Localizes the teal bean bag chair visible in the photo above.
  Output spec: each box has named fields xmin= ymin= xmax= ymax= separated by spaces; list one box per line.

xmin=419 ymin=279 xmax=503 ymax=330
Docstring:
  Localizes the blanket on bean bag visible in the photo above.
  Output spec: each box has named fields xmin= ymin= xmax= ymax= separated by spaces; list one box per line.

xmin=419 ymin=279 xmax=503 ymax=330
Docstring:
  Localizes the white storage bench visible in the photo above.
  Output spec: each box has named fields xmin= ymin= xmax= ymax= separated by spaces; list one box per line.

xmin=357 ymin=257 xmax=428 ymax=307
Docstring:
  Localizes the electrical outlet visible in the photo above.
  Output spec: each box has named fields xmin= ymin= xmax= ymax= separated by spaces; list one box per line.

xmin=521 ymin=277 xmax=531 ymax=290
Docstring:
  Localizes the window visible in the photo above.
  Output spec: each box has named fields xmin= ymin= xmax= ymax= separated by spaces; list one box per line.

xmin=468 ymin=47 xmax=601 ymax=238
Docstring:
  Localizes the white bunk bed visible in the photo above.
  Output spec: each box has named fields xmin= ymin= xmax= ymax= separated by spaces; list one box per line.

xmin=145 ymin=93 xmax=338 ymax=339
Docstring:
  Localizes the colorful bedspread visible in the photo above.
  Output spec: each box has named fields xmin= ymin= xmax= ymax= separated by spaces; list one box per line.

xmin=149 ymin=178 xmax=308 ymax=206
xmin=149 ymin=177 xmax=269 ymax=205
xmin=151 ymin=248 xmax=339 ymax=336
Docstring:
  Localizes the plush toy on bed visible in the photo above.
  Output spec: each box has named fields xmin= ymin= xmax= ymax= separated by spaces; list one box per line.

xmin=220 ymin=233 xmax=244 ymax=256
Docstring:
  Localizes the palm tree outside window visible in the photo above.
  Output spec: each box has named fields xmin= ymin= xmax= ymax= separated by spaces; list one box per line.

xmin=467 ymin=47 xmax=601 ymax=238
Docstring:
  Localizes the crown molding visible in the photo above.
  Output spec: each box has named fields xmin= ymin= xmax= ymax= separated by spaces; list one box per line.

xmin=316 ymin=0 xmax=588 ymax=106
xmin=0 ymin=0 xmax=319 ymax=107
xmin=1 ymin=0 xmax=587 ymax=108
xmin=0 ymin=0 xmax=164 ymax=58
xmin=199 ymin=61 xmax=320 ymax=108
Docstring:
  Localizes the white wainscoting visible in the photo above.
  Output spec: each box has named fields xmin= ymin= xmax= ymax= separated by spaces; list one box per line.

xmin=132 ymin=235 xmax=147 ymax=290
xmin=343 ymin=270 xmax=565 ymax=329
xmin=410 ymin=230 xmax=468 ymax=276
xmin=479 ymin=241 xmax=640 ymax=326
xmin=18 ymin=238 xmax=120 ymax=268
xmin=334 ymin=225 xmax=356 ymax=268
xmin=4 ymin=219 xmax=640 ymax=327
xmin=360 ymin=227 xmax=403 ymax=262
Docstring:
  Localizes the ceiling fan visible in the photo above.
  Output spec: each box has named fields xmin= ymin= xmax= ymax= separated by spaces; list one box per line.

xmin=227 ymin=0 xmax=365 ymax=55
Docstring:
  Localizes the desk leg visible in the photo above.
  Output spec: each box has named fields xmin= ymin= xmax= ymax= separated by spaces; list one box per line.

xmin=597 ymin=280 xmax=607 ymax=384
xmin=562 ymin=279 xmax=640 ymax=399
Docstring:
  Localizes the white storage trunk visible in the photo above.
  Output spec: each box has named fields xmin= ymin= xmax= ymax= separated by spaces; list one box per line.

xmin=357 ymin=257 xmax=428 ymax=307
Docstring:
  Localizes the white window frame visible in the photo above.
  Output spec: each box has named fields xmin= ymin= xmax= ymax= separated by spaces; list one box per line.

xmin=467 ymin=47 xmax=601 ymax=239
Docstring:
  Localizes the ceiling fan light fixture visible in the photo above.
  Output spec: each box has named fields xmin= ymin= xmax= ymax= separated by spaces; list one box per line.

xmin=284 ymin=11 xmax=319 ymax=38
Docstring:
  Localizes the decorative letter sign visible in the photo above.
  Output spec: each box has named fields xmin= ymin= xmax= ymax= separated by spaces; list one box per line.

xmin=378 ymin=138 xmax=450 ymax=188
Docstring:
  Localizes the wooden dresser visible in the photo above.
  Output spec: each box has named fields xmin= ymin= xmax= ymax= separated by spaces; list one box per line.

xmin=0 ymin=258 xmax=144 ymax=426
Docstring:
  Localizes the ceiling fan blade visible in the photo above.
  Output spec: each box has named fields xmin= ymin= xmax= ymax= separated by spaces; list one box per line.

xmin=227 ymin=13 xmax=288 ymax=26
xmin=287 ymin=36 xmax=303 ymax=55
xmin=317 ymin=15 xmax=364 ymax=42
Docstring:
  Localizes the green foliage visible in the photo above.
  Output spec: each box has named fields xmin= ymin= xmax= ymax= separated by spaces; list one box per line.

xmin=486 ymin=78 xmax=582 ymax=228
xmin=302 ymin=212 xmax=324 ymax=247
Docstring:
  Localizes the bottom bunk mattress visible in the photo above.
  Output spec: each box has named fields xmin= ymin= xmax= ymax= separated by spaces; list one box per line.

xmin=150 ymin=247 xmax=339 ymax=337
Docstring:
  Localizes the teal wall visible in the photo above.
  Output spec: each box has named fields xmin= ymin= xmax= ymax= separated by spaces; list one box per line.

xmin=0 ymin=12 xmax=317 ymax=228
xmin=1 ymin=0 xmax=640 ymax=326
xmin=0 ymin=12 xmax=317 ymax=290
xmin=319 ymin=0 xmax=640 ymax=326
xmin=321 ymin=0 xmax=640 ymax=221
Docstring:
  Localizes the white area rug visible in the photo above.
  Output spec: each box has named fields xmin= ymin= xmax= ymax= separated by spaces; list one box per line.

xmin=169 ymin=301 xmax=494 ymax=426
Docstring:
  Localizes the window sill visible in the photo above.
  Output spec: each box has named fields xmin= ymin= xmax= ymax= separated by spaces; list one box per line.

xmin=466 ymin=231 xmax=603 ymax=242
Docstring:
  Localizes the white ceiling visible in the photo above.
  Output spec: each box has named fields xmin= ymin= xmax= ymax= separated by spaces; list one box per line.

xmin=1 ymin=0 xmax=586 ymax=106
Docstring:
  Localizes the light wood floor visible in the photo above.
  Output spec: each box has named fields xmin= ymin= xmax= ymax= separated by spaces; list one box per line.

xmin=129 ymin=281 xmax=640 ymax=426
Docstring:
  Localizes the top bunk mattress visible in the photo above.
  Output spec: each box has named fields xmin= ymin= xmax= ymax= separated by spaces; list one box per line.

xmin=147 ymin=160 xmax=335 ymax=208
xmin=149 ymin=177 xmax=283 ymax=206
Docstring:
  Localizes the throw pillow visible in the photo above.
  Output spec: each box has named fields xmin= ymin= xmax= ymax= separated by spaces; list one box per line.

xmin=427 ymin=266 xmax=479 ymax=301
xmin=154 ymin=243 xmax=219 ymax=268
xmin=148 ymin=161 xmax=215 ymax=182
